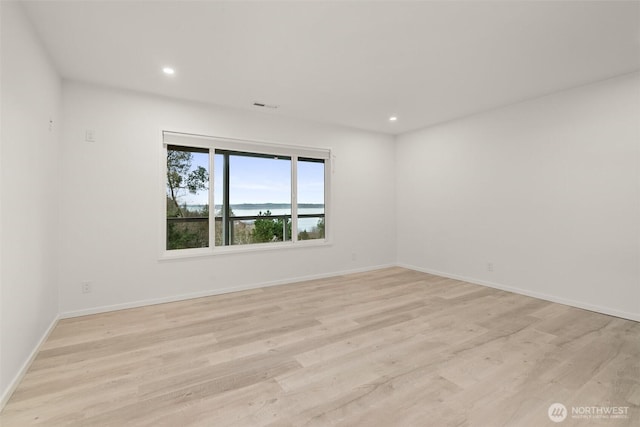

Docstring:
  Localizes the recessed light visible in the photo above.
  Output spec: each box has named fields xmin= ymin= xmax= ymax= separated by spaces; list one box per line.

xmin=389 ymin=116 xmax=398 ymax=122
xmin=162 ymin=67 xmax=175 ymax=75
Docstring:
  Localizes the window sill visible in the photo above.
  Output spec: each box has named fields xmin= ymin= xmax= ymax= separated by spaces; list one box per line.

xmin=159 ymin=238 xmax=331 ymax=261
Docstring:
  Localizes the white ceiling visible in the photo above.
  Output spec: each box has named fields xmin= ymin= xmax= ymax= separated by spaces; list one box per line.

xmin=22 ymin=0 xmax=640 ymax=135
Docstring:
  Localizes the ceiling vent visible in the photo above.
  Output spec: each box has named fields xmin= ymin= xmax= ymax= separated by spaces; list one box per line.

xmin=253 ymin=102 xmax=279 ymax=109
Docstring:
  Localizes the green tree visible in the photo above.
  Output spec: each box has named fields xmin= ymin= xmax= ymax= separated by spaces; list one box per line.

xmin=298 ymin=217 xmax=325 ymax=240
xmin=166 ymin=148 xmax=209 ymax=249
xmin=298 ymin=230 xmax=310 ymax=240
xmin=316 ymin=217 xmax=325 ymax=238
xmin=166 ymin=149 xmax=208 ymax=218
xmin=253 ymin=210 xmax=291 ymax=243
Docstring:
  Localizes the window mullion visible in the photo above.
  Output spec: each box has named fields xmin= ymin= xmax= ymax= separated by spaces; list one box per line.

xmin=223 ymin=152 xmax=231 ymax=245
xmin=291 ymin=156 xmax=298 ymax=243
xmin=208 ymin=149 xmax=215 ymax=249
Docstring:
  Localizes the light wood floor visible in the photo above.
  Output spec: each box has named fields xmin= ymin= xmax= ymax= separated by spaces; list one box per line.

xmin=1 ymin=267 xmax=638 ymax=426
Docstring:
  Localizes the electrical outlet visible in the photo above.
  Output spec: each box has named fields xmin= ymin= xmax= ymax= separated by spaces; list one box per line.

xmin=81 ymin=282 xmax=92 ymax=294
xmin=487 ymin=262 xmax=494 ymax=272
xmin=351 ymin=252 xmax=357 ymax=261
xmin=85 ymin=130 xmax=95 ymax=142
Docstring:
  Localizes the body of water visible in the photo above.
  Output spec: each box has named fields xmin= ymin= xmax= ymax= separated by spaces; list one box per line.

xmin=185 ymin=205 xmax=324 ymax=232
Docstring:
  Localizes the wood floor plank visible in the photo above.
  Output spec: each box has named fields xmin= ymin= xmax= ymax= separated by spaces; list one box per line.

xmin=1 ymin=267 xmax=638 ymax=426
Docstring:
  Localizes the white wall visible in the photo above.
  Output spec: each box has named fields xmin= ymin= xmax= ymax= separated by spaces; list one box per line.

xmin=0 ymin=1 xmax=61 ymax=405
xmin=58 ymin=82 xmax=396 ymax=316
xmin=396 ymin=73 xmax=640 ymax=321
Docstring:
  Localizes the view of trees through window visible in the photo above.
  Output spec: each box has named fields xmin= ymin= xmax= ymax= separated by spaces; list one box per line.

xmin=166 ymin=146 xmax=209 ymax=250
xmin=166 ymin=144 xmax=325 ymax=250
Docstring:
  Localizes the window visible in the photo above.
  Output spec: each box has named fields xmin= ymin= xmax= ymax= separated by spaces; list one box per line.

xmin=297 ymin=158 xmax=325 ymax=241
xmin=166 ymin=145 xmax=210 ymax=250
xmin=214 ymin=151 xmax=293 ymax=246
xmin=163 ymin=132 xmax=329 ymax=254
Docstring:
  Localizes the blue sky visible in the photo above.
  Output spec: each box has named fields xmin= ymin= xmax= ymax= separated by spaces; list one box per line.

xmin=178 ymin=152 xmax=324 ymax=206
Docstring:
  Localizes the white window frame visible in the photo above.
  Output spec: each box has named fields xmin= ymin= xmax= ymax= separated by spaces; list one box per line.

xmin=160 ymin=131 xmax=332 ymax=259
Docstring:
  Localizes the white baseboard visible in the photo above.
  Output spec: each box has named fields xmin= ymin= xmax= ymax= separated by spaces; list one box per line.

xmin=0 ymin=314 xmax=60 ymax=412
xmin=60 ymin=262 xmax=640 ymax=322
xmin=60 ymin=263 xmax=396 ymax=319
xmin=397 ymin=263 xmax=640 ymax=323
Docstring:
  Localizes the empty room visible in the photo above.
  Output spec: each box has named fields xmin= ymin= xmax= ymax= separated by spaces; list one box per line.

xmin=1 ymin=0 xmax=639 ymax=425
